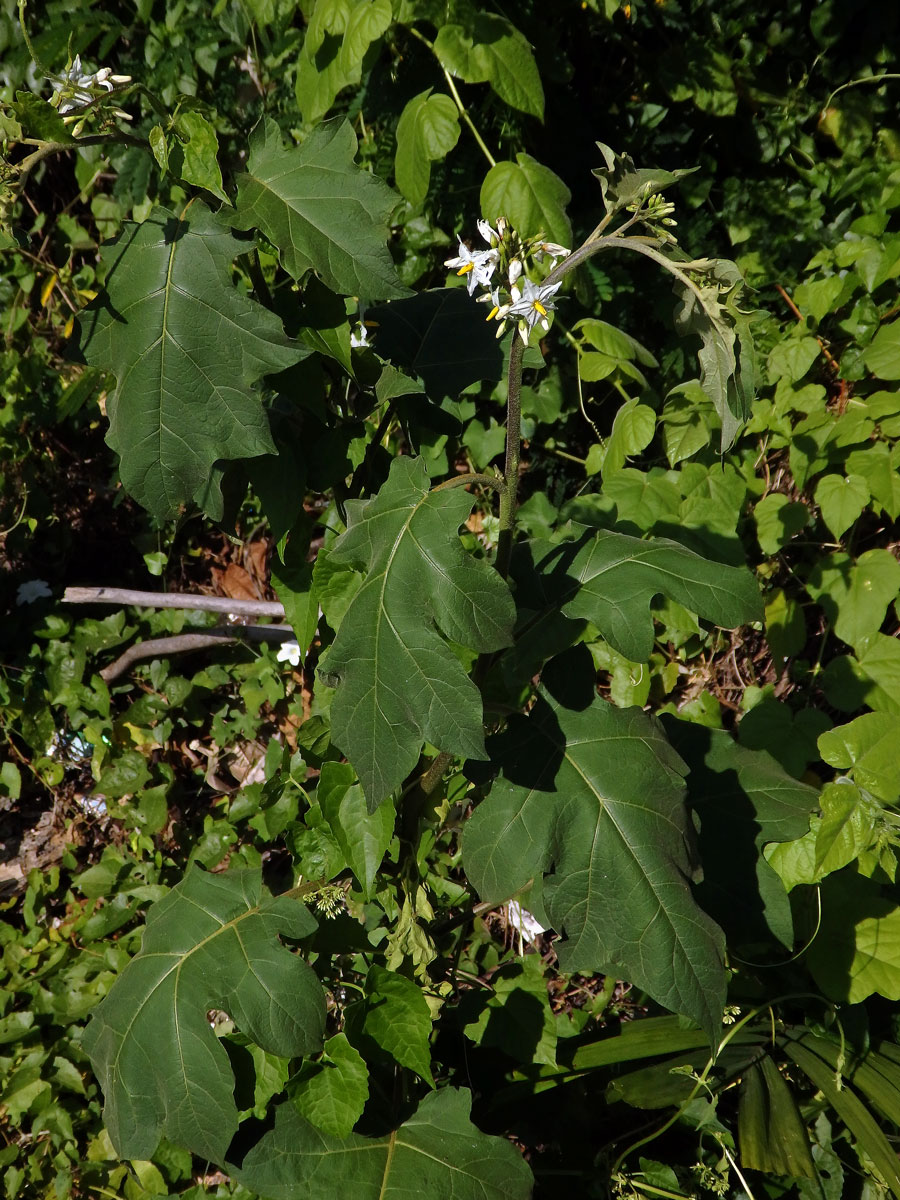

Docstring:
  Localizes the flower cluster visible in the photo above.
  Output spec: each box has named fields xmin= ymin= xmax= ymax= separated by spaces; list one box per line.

xmin=444 ymin=218 xmax=569 ymax=345
xmin=48 ymin=55 xmax=131 ymax=124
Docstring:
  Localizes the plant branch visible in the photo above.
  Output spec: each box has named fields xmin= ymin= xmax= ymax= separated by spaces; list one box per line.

xmin=97 ymin=624 xmax=295 ymax=683
xmin=432 ymin=471 xmax=506 ymax=495
xmin=63 ymin=586 xmax=286 ymax=619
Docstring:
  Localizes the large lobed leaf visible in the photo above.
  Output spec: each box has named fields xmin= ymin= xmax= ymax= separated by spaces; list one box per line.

xmin=77 ymin=201 xmax=304 ymax=521
xmin=83 ymin=868 xmax=325 ymax=1164
xmin=230 ymin=1087 xmax=533 ymax=1200
xmin=319 ymin=456 xmax=516 ymax=807
xmin=463 ymin=691 xmax=727 ymax=1040
xmin=233 ymin=117 xmax=410 ymax=300
xmin=664 ymin=720 xmax=820 ymax=950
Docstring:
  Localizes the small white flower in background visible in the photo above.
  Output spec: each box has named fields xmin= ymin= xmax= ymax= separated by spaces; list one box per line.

xmin=74 ymin=794 xmax=107 ymax=818
xmin=506 ymin=278 xmax=562 ymax=343
xmin=49 ymin=54 xmax=131 ymax=115
xmin=276 ymin=640 xmax=302 ymax=667
xmin=444 ymin=239 xmax=498 ymax=295
xmin=16 ymin=579 xmax=51 ymax=605
xmin=350 ymin=323 xmax=369 ymax=349
xmin=507 ymin=900 xmax=546 ymax=952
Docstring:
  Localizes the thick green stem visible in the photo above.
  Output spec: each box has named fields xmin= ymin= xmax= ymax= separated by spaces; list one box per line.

xmin=495 ymin=336 xmax=525 ymax=580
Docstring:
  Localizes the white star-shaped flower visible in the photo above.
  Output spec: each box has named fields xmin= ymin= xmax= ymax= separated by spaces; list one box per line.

xmin=444 ymin=239 xmax=498 ymax=295
xmin=506 ymin=278 xmax=561 ymax=343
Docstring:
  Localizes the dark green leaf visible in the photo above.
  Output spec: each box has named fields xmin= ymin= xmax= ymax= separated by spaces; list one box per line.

xmin=463 ymin=692 xmax=727 ymax=1040
xmin=368 ymin=288 xmax=503 ymax=401
xmin=11 ymin=92 xmax=74 ymax=142
xmin=320 ymin=456 xmax=515 ymax=806
xmin=557 ymin=526 xmax=762 ymax=662
xmin=231 ymin=1087 xmax=533 ymax=1199
xmin=77 ymin=202 xmax=302 ymax=521
xmin=784 ymin=1031 xmax=900 ymax=1199
xmin=738 ymin=1056 xmax=816 ymax=1179
xmin=84 ymin=868 xmax=325 ymax=1163
xmin=234 ymin=117 xmax=409 ymax=300
xmin=362 ymin=965 xmax=434 ymax=1085
xmin=664 ymin=720 xmax=819 ymax=949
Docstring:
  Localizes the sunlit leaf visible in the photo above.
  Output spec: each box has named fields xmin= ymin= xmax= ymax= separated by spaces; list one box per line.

xmin=291 ymin=1033 xmax=368 ymax=1138
xmin=435 ymin=14 xmax=544 ymax=118
xmin=77 ymin=202 xmax=303 ymax=521
xmin=480 ymin=154 xmax=571 ymax=248
xmin=295 ymin=0 xmax=392 ymax=124
xmin=395 ymin=89 xmax=460 ymax=208
xmin=233 ymin=117 xmax=410 ymax=300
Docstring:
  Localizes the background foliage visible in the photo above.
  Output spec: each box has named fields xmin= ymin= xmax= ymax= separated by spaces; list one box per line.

xmin=2 ymin=0 xmax=900 ymax=1197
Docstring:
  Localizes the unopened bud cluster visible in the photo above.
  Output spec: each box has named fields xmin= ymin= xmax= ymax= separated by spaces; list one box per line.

xmin=627 ymin=186 xmax=679 ymax=244
xmin=444 ymin=217 xmax=570 ymax=345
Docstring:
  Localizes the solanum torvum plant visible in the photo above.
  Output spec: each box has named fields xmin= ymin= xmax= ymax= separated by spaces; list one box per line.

xmin=4 ymin=17 xmax=780 ymax=1195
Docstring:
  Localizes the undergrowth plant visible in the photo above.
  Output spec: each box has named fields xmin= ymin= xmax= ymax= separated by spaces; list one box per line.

xmin=3 ymin=2 xmax=900 ymax=1198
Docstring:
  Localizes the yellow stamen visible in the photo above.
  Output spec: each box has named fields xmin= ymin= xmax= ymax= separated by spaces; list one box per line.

xmin=534 ymin=301 xmax=547 ymax=316
xmin=486 ymin=306 xmax=499 ymax=321
xmin=457 ymin=263 xmax=473 ymax=276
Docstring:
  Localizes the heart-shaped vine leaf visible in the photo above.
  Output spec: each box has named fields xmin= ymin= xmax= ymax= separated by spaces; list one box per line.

xmin=319 ymin=455 xmax=516 ymax=807
xmin=83 ymin=868 xmax=326 ymax=1164
xmin=434 ymin=13 xmax=544 ymax=118
xmin=394 ymin=89 xmax=460 ymax=208
xmin=231 ymin=1087 xmax=533 ymax=1200
xmin=77 ymin=201 xmax=304 ymax=522
xmin=463 ymin=691 xmax=727 ymax=1040
xmin=233 ymin=116 xmax=410 ymax=300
